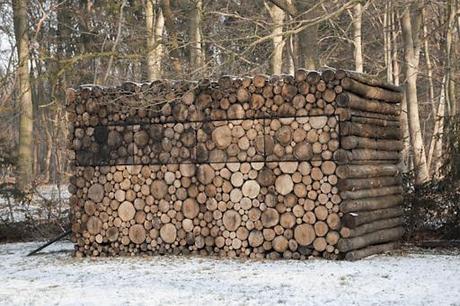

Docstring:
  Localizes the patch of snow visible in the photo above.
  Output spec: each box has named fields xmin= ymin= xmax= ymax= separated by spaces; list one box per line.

xmin=0 ymin=184 xmax=69 ymax=223
xmin=0 ymin=241 xmax=459 ymax=305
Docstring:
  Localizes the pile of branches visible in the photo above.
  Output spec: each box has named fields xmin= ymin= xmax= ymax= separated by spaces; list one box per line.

xmin=403 ymin=116 xmax=460 ymax=241
xmin=0 ymin=136 xmax=69 ymax=242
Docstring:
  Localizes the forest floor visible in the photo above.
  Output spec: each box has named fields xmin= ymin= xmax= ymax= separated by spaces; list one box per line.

xmin=0 ymin=241 xmax=459 ymax=305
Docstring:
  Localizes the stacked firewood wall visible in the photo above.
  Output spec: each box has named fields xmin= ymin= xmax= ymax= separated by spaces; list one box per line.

xmin=66 ymin=68 xmax=403 ymax=260
xmin=334 ymin=71 xmax=404 ymax=260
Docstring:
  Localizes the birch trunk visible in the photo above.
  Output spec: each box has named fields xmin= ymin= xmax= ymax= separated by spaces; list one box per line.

xmin=384 ymin=2 xmax=393 ymax=82
xmin=353 ymin=3 xmax=363 ymax=73
xmin=427 ymin=77 xmax=446 ymax=178
xmin=400 ymin=4 xmax=430 ymax=184
xmin=145 ymin=0 xmax=165 ymax=80
xmin=422 ymin=9 xmax=435 ymax=119
xmin=267 ymin=2 xmax=285 ymax=75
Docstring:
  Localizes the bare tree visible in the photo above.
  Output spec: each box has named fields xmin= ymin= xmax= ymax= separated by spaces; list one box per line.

xmin=266 ymin=1 xmax=286 ymax=74
xmin=445 ymin=0 xmax=457 ymax=115
xmin=145 ymin=0 xmax=165 ymax=80
xmin=161 ymin=0 xmax=182 ymax=75
xmin=400 ymin=2 xmax=430 ymax=185
xmin=427 ymin=76 xmax=446 ymax=177
xmin=12 ymin=0 xmax=34 ymax=190
xmin=267 ymin=0 xmax=320 ymax=69
xmin=384 ymin=1 xmax=393 ymax=82
xmin=352 ymin=2 xmax=363 ymax=72
xmin=189 ymin=0 xmax=205 ymax=76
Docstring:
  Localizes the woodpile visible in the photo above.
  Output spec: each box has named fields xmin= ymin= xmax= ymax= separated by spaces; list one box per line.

xmin=334 ymin=69 xmax=404 ymax=260
xmin=66 ymin=68 xmax=403 ymax=260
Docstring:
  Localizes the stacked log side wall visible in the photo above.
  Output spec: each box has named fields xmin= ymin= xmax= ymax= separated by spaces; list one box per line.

xmin=335 ymin=70 xmax=404 ymax=261
xmin=66 ymin=68 xmax=403 ymax=260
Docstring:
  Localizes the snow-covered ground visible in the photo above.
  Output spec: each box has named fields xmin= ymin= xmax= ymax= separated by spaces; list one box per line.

xmin=0 ymin=241 xmax=459 ymax=306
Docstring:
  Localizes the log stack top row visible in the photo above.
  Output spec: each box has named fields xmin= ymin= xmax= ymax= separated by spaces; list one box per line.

xmin=67 ymin=69 xmax=402 ymax=127
xmin=67 ymin=68 xmax=404 ymax=260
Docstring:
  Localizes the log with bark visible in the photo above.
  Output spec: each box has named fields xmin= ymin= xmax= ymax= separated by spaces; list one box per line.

xmin=341 ymin=136 xmax=403 ymax=151
xmin=340 ymin=77 xmax=403 ymax=102
xmin=338 ymin=177 xmax=402 ymax=191
xmin=336 ymin=92 xmax=400 ymax=115
xmin=336 ymin=164 xmax=400 ymax=179
xmin=342 ymin=207 xmax=403 ymax=228
xmin=333 ymin=149 xmax=400 ymax=164
xmin=340 ymin=217 xmax=403 ymax=238
xmin=344 ymin=241 xmax=399 ymax=261
xmin=340 ymin=194 xmax=403 ymax=213
xmin=337 ymin=226 xmax=404 ymax=252
xmin=340 ymin=122 xmax=401 ymax=140
xmin=336 ymin=108 xmax=401 ymax=122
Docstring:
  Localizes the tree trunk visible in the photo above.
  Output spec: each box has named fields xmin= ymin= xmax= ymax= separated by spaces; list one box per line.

xmin=13 ymin=0 xmax=34 ymax=190
xmin=400 ymin=5 xmax=430 ymax=185
xmin=427 ymin=76 xmax=446 ymax=178
xmin=391 ymin=9 xmax=400 ymax=86
xmin=267 ymin=0 xmax=319 ymax=69
xmin=422 ymin=9 xmax=435 ymax=119
xmin=267 ymin=2 xmax=285 ymax=75
xmin=189 ymin=0 xmax=205 ymax=76
xmin=384 ymin=1 xmax=393 ymax=82
xmin=298 ymin=1 xmax=319 ymax=69
xmin=103 ymin=0 xmax=126 ymax=84
xmin=399 ymin=92 xmax=411 ymax=171
xmin=145 ymin=0 xmax=165 ymax=80
xmin=160 ymin=0 xmax=182 ymax=75
xmin=352 ymin=3 xmax=363 ymax=73
xmin=445 ymin=0 xmax=457 ymax=115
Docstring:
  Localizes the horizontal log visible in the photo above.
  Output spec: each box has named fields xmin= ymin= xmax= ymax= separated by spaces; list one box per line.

xmin=334 ymin=69 xmax=403 ymax=93
xmin=349 ymin=160 xmax=400 ymax=165
xmin=336 ymin=108 xmax=400 ymax=122
xmin=341 ymin=217 xmax=404 ymax=238
xmin=337 ymin=226 xmax=404 ymax=252
xmin=351 ymin=116 xmax=400 ymax=127
xmin=333 ymin=149 xmax=400 ymax=164
xmin=340 ymin=186 xmax=403 ymax=200
xmin=340 ymin=122 xmax=401 ymax=140
xmin=341 ymin=78 xmax=403 ymax=103
xmin=341 ymin=136 xmax=403 ymax=151
xmin=336 ymin=92 xmax=400 ymax=115
xmin=351 ymin=149 xmax=399 ymax=161
xmin=340 ymin=194 xmax=403 ymax=213
xmin=344 ymin=241 xmax=399 ymax=261
xmin=338 ymin=177 xmax=402 ymax=192
xmin=336 ymin=164 xmax=400 ymax=179
xmin=342 ymin=207 xmax=403 ymax=228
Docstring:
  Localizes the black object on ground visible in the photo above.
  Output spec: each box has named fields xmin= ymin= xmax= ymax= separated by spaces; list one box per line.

xmin=27 ymin=229 xmax=71 ymax=256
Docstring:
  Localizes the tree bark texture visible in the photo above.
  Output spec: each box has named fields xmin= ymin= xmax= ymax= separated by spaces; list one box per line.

xmin=13 ymin=0 xmax=34 ymax=190
xmin=400 ymin=5 xmax=430 ymax=184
